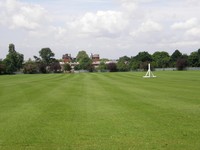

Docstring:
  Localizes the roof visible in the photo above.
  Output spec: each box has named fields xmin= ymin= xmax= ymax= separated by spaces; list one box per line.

xmin=91 ymin=54 xmax=99 ymax=57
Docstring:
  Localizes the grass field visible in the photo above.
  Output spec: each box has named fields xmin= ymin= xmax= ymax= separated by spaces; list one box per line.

xmin=0 ymin=71 xmax=200 ymax=149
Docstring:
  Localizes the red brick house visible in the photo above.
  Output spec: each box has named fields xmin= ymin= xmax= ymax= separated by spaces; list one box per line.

xmin=90 ymin=54 xmax=100 ymax=62
xmin=62 ymin=54 xmax=72 ymax=63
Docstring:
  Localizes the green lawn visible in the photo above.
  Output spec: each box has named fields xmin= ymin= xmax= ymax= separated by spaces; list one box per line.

xmin=0 ymin=71 xmax=200 ymax=149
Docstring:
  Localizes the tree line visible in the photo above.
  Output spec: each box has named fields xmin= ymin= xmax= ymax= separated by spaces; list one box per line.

xmin=0 ymin=43 xmax=200 ymax=74
xmin=117 ymin=49 xmax=200 ymax=72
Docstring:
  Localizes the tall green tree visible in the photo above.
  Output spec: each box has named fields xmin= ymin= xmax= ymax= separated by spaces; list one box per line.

xmin=117 ymin=56 xmax=130 ymax=72
xmin=129 ymin=57 xmax=140 ymax=71
xmin=33 ymin=55 xmax=46 ymax=73
xmin=76 ymin=51 xmax=92 ymax=70
xmin=98 ymin=61 xmax=107 ymax=72
xmin=170 ymin=50 xmax=182 ymax=67
xmin=152 ymin=51 xmax=170 ymax=68
xmin=79 ymin=57 xmax=92 ymax=70
xmin=4 ymin=43 xmax=24 ymax=74
xmin=33 ymin=48 xmax=55 ymax=73
xmin=39 ymin=48 xmax=55 ymax=66
xmin=76 ymin=51 xmax=89 ymax=62
xmin=134 ymin=51 xmax=152 ymax=70
xmin=135 ymin=51 xmax=152 ymax=62
xmin=9 ymin=43 xmax=15 ymax=53
xmin=188 ymin=50 xmax=200 ymax=67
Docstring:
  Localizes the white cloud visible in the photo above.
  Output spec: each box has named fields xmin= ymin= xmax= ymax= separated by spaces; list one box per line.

xmin=171 ymin=18 xmax=198 ymax=30
xmin=185 ymin=0 xmax=200 ymax=6
xmin=119 ymin=0 xmax=138 ymax=12
xmin=4 ymin=0 xmax=19 ymax=12
xmin=138 ymin=20 xmax=163 ymax=32
xmin=171 ymin=18 xmax=200 ymax=38
xmin=130 ymin=20 xmax=162 ymax=38
xmin=70 ymin=10 xmax=129 ymax=37
xmin=0 ymin=0 xmax=49 ymax=30
xmin=186 ymin=28 xmax=200 ymax=37
xmin=12 ymin=14 xmax=39 ymax=30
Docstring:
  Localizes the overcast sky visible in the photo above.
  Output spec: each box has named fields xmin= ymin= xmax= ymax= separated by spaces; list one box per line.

xmin=0 ymin=0 xmax=200 ymax=59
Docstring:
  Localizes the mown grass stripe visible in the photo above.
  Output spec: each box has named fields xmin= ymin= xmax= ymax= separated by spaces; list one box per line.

xmin=0 ymin=72 xmax=200 ymax=149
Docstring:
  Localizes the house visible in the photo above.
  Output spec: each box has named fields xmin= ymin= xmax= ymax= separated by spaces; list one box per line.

xmin=62 ymin=54 xmax=72 ymax=63
xmin=91 ymin=54 xmax=100 ymax=68
xmin=91 ymin=54 xmax=100 ymax=62
xmin=60 ymin=53 xmax=117 ymax=71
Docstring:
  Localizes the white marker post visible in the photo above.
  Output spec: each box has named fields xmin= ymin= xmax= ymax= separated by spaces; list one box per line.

xmin=143 ymin=63 xmax=156 ymax=78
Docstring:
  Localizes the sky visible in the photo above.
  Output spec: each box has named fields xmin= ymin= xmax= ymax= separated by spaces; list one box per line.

xmin=0 ymin=0 xmax=200 ymax=60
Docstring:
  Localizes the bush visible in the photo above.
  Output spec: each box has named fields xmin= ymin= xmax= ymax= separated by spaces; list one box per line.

xmin=63 ymin=63 xmax=71 ymax=72
xmin=107 ymin=63 xmax=118 ymax=72
xmin=176 ymin=58 xmax=188 ymax=71
xmin=23 ymin=61 xmax=38 ymax=74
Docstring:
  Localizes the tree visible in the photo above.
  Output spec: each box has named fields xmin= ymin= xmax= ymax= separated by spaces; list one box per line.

xmin=134 ymin=51 xmax=152 ymax=70
xmin=170 ymin=50 xmax=182 ymax=67
xmin=152 ymin=51 xmax=170 ymax=68
xmin=176 ymin=58 xmax=188 ymax=70
xmin=188 ymin=51 xmax=200 ymax=67
xmin=140 ymin=61 xmax=149 ymax=71
xmin=117 ymin=56 xmax=130 ymax=72
xmin=9 ymin=43 xmax=15 ymax=53
xmin=3 ymin=57 xmax=15 ymax=74
xmin=16 ymin=52 xmax=24 ymax=70
xmin=76 ymin=51 xmax=89 ymax=62
xmin=135 ymin=51 xmax=152 ymax=62
xmin=130 ymin=61 xmax=140 ymax=71
xmin=79 ymin=57 xmax=92 ymax=70
xmin=33 ymin=48 xmax=55 ymax=73
xmin=98 ymin=61 xmax=107 ymax=72
xmin=63 ymin=63 xmax=71 ymax=72
xmin=129 ymin=57 xmax=140 ymax=71
xmin=50 ymin=60 xmax=61 ymax=73
xmin=4 ymin=44 xmax=24 ymax=74
xmin=23 ymin=59 xmax=38 ymax=74
xmin=76 ymin=51 xmax=92 ymax=70
xmin=32 ymin=55 xmax=46 ymax=73
xmin=87 ymin=64 xmax=95 ymax=72
xmin=107 ymin=63 xmax=118 ymax=72
xmin=39 ymin=48 xmax=55 ymax=66
xmin=0 ymin=59 xmax=5 ymax=74
xmin=9 ymin=43 xmax=24 ymax=70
